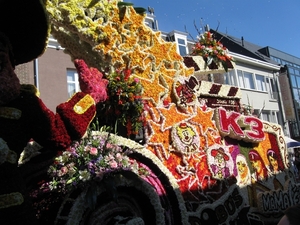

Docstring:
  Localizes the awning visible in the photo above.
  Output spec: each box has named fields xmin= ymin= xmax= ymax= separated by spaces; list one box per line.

xmin=285 ymin=136 xmax=300 ymax=148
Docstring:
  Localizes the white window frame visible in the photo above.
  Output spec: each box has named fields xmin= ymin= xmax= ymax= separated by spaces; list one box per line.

xmin=237 ymin=70 xmax=255 ymax=89
xmin=261 ymin=110 xmax=278 ymax=124
xmin=255 ymin=74 xmax=267 ymax=91
xmin=224 ymin=70 xmax=238 ymax=86
xmin=266 ymin=77 xmax=277 ymax=100
xmin=67 ymin=69 xmax=80 ymax=98
xmin=173 ymin=33 xmax=188 ymax=56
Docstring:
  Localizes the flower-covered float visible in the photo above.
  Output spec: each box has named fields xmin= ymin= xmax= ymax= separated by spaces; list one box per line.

xmin=1 ymin=0 xmax=298 ymax=225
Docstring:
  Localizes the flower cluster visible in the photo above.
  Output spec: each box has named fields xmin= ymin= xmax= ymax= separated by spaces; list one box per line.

xmin=100 ymin=68 xmax=145 ymax=136
xmin=192 ymin=31 xmax=234 ymax=71
xmin=44 ymin=131 xmax=138 ymax=193
xmin=75 ymin=59 xmax=108 ymax=103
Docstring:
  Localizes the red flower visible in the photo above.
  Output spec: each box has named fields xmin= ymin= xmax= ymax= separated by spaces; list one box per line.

xmin=124 ymin=69 xmax=131 ymax=80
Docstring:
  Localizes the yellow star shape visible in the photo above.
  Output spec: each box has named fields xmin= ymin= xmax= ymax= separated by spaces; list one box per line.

xmin=125 ymin=45 xmax=150 ymax=69
xmin=140 ymin=76 xmax=168 ymax=105
xmin=95 ymin=24 xmax=121 ymax=55
xmin=159 ymin=63 xmax=178 ymax=80
xmin=148 ymin=32 xmax=174 ymax=68
xmin=132 ymin=64 xmax=153 ymax=82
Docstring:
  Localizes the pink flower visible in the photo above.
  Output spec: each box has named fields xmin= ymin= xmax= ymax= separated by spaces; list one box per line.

xmin=90 ymin=147 xmax=98 ymax=155
xmin=58 ymin=166 xmax=68 ymax=177
xmin=105 ymin=143 xmax=113 ymax=149
xmin=110 ymin=160 xmax=118 ymax=168
xmin=134 ymin=78 xmax=139 ymax=83
xmin=116 ymin=153 xmax=122 ymax=160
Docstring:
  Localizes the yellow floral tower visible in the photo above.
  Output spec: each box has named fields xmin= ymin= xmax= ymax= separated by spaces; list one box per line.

xmin=46 ymin=1 xmax=293 ymax=225
xmin=47 ymin=0 xmax=194 ymax=106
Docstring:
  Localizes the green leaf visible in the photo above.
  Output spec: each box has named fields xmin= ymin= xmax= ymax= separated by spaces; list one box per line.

xmin=117 ymin=2 xmax=134 ymax=7
xmin=134 ymin=7 xmax=147 ymax=15
xmin=66 ymin=177 xmax=76 ymax=184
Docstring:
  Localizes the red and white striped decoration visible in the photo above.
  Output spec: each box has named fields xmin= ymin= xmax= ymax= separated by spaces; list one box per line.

xmin=200 ymin=81 xmax=241 ymax=99
xmin=183 ymin=56 xmax=235 ymax=75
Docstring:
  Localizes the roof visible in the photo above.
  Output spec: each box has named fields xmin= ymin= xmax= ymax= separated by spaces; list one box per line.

xmin=209 ymin=29 xmax=279 ymax=66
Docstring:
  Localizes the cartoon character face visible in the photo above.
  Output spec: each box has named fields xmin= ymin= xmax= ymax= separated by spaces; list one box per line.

xmin=236 ymin=154 xmax=251 ymax=186
xmin=176 ymin=123 xmax=196 ymax=145
xmin=214 ymin=153 xmax=226 ymax=168
xmin=267 ymin=149 xmax=280 ymax=173
xmin=268 ymin=155 xmax=279 ymax=172
xmin=250 ymin=159 xmax=262 ymax=174
xmin=248 ymin=149 xmax=268 ymax=180
xmin=237 ymin=160 xmax=248 ymax=176
xmin=211 ymin=147 xmax=230 ymax=168
xmin=209 ymin=146 xmax=232 ymax=180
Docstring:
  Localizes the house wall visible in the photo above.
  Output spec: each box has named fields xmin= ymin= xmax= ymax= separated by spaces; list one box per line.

xmin=37 ymin=48 xmax=75 ymax=111
xmin=16 ymin=48 xmax=75 ymax=112
xmin=235 ymin=63 xmax=280 ymax=112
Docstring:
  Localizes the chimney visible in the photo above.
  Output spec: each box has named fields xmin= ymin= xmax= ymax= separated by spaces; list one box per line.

xmin=241 ymin=36 xmax=244 ymax=47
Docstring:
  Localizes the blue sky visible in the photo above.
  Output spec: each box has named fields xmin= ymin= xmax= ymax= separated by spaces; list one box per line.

xmin=130 ymin=0 xmax=300 ymax=58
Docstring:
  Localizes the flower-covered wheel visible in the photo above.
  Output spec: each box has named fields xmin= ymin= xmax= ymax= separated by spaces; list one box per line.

xmin=55 ymin=171 xmax=162 ymax=225
xmin=51 ymin=132 xmax=188 ymax=225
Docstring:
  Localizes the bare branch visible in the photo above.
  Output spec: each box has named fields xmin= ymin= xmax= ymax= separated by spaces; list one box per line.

xmin=193 ymin=19 xmax=202 ymax=36
xmin=184 ymin=25 xmax=195 ymax=41
xmin=215 ymin=21 xmax=220 ymax=32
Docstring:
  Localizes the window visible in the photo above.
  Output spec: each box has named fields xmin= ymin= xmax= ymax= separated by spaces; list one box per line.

xmin=177 ymin=38 xmax=185 ymax=45
xmin=178 ymin=45 xmax=187 ymax=56
xmin=270 ymin=56 xmax=281 ymax=64
xmin=266 ymin=77 xmax=277 ymax=99
xmin=67 ymin=69 xmax=80 ymax=98
xmin=243 ymin=72 xmax=255 ymax=89
xmin=254 ymin=109 xmax=278 ymax=123
xmin=177 ymin=38 xmax=187 ymax=56
xmin=288 ymin=67 xmax=295 ymax=74
xmin=261 ymin=110 xmax=277 ymax=123
xmin=237 ymin=70 xmax=244 ymax=88
xmin=291 ymin=75 xmax=297 ymax=88
xmin=256 ymin=74 xmax=266 ymax=91
xmin=296 ymin=76 xmax=300 ymax=88
xmin=224 ymin=70 xmax=238 ymax=86
xmin=237 ymin=70 xmax=255 ymax=89
xmin=293 ymin=88 xmax=300 ymax=108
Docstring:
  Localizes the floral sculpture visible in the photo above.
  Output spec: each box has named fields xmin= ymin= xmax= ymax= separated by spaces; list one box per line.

xmin=0 ymin=0 xmax=296 ymax=225
xmin=43 ymin=1 xmax=298 ymax=225
xmin=191 ymin=31 xmax=234 ymax=72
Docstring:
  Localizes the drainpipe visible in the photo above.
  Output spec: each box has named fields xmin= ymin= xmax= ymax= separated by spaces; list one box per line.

xmin=34 ymin=58 xmax=39 ymax=90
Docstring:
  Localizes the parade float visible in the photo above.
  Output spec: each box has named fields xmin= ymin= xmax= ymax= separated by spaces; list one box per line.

xmin=0 ymin=0 xmax=299 ymax=224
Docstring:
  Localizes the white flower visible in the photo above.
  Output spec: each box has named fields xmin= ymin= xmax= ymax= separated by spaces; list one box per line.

xmin=68 ymin=167 xmax=77 ymax=177
xmin=79 ymin=169 xmax=91 ymax=181
xmin=55 ymin=152 xmax=71 ymax=164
